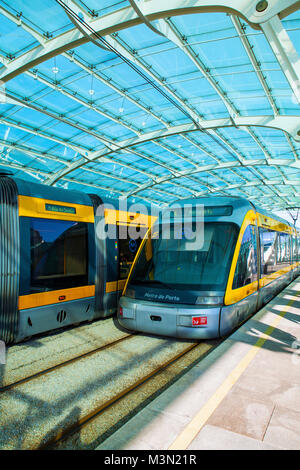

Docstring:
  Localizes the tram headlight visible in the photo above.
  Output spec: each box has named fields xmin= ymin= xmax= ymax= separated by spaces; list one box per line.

xmin=195 ymin=296 xmax=223 ymax=305
xmin=119 ymin=306 xmax=136 ymax=319
xmin=177 ymin=316 xmax=191 ymax=327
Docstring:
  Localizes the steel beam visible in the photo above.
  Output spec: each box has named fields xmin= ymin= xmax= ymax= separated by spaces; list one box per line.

xmin=1 ymin=0 xmax=298 ymax=84
xmin=231 ymin=15 xmax=278 ymax=115
xmin=158 ymin=17 xmax=239 ymax=120
xmin=40 ymin=116 xmax=300 ymax=185
xmin=61 ymin=52 xmax=170 ymax=128
xmin=261 ymin=14 xmax=300 ymax=106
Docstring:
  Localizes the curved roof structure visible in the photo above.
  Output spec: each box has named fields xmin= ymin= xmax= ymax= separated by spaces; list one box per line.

xmin=0 ymin=0 xmax=299 ymax=211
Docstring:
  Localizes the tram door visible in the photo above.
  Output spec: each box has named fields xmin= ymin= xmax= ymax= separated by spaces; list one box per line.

xmin=117 ymin=224 xmax=147 ymax=293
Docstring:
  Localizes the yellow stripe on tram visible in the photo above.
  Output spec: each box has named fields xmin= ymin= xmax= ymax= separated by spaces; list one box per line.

xmin=19 ymin=285 xmax=96 ymax=310
xmin=18 ymin=195 xmax=94 ymax=223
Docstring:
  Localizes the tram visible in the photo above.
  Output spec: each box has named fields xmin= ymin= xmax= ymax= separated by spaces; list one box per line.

xmin=0 ymin=175 xmax=155 ymax=343
xmin=118 ymin=197 xmax=299 ymax=339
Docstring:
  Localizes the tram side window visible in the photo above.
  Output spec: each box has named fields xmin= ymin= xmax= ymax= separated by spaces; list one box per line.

xmin=232 ymin=225 xmax=258 ymax=289
xmin=30 ymin=219 xmax=89 ymax=293
xmin=277 ymin=233 xmax=291 ymax=266
xmin=259 ymin=228 xmax=278 ymax=276
xmin=260 ymin=228 xmax=293 ymax=276
xmin=292 ymin=237 xmax=298 ymax=263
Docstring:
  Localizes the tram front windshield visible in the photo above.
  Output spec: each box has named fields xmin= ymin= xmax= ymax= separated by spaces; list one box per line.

xmin=128 ymin=222 xmax=238 ymax=292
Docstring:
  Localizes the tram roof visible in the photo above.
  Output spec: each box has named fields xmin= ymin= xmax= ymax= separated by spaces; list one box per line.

xmin=0 ymin=0 xmax=299 ymax=216
xmin=160 ymin=194 xmax=294 ymax=228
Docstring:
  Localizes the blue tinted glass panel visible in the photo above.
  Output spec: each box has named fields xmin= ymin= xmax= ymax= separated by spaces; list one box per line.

xmin=233 ymin=225 xmax=258 ymax=289
xmin=259 ymin=228 xmax=291 ymax=276
xmin=129 ymin=222 xmax=238 ymax=291
xmin=30 ymin=218 xmax=88 ymax=293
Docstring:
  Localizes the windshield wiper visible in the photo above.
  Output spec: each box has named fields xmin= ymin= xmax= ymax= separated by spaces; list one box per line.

xmin=131 ymin=279 xmax=175 ymax=290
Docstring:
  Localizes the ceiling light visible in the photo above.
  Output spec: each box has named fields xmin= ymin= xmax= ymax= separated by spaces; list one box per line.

xmin=256 ymin=1 xmax=268 ymax=12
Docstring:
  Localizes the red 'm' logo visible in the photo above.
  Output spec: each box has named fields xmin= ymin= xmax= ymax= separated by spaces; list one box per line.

xmin=192 ymin=316 xmax=207 ymax=326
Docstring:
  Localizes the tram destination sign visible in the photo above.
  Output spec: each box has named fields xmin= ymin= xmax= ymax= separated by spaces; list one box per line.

xmin=45 ymin=203 xmax=76 ymax=214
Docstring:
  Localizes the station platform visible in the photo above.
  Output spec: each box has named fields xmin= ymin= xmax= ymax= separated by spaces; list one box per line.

xmin=97 ymin=277 xmax=300 ymax=451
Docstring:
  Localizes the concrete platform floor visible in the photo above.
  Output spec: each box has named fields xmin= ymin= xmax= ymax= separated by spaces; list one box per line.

xmin=97 ymin=277 xmax=300 ymax=450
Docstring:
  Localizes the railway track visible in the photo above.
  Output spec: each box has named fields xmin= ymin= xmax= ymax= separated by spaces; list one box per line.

xmin=0 ymin=326 xmax=220 ymax=450
xmin=0 ymin=316 xmax=130 ymax=389
xmin=39 ymin=339 xmax=220 ymax=450
xmin=0 ymin=333 xmax=133 ymax=393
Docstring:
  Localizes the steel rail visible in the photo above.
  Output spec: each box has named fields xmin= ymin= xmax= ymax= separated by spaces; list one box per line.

xmin=0 ymin=334 xmax=134 ymax=393
xmin=37 ymin=340 xmax=209 ymax=449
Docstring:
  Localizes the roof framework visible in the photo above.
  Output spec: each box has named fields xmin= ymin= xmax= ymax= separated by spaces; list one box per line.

xmin=0 ymin=0 xmax=299 ymax=211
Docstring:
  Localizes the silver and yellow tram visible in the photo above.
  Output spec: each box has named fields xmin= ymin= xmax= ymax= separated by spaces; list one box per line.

xmin=0 ymin=175 xmax=155 ymax=343
xmin=118 ymin=197 xmax=299 ymax=339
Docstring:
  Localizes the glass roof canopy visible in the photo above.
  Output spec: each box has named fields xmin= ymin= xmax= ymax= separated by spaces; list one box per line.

xmin=0 ymin=0 xmax=299 ymax=211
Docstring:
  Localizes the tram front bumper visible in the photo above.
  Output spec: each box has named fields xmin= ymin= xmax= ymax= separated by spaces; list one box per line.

xmin=118 ymin=296 xmax=221 ymax=339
